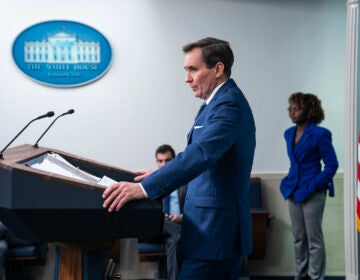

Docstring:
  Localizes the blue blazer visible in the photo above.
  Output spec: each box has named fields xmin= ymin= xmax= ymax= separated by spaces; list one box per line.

xmin=141 ymin=79 xmax=256 ymax=260
xmin=280 ymin=122 xmax=338 ymax=203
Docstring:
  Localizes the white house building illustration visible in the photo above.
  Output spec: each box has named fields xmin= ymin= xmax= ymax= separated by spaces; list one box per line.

xmin=24 ymin=32 xmax=100 ymax=63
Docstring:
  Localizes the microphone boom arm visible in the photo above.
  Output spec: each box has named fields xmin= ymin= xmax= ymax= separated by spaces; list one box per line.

xmin=33 ymin=109 xmax=75 ymax=148
xmin=0 ymin=111 xmax=54 ymax=159
xmin=33 ymin=116 xmax=61 ymax=148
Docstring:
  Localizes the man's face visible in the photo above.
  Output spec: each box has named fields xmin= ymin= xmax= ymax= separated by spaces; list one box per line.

xmin=184 ymin=47 xmax=219 ymax=100
xmin=156 ymin=151 xmax=174 ymax=168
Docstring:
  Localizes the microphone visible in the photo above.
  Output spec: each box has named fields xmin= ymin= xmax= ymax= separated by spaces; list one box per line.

xmin=33 ymin=109 xmax=75 ymax=148
xmin=35 ymin=111 xmax=55 ymax=120
xmin=0 ymin=111 xmax=55 ymax=159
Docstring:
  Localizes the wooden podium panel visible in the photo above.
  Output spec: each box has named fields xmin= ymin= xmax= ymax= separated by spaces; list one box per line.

xmin=0 ymin=144 xmax=163 ymax=243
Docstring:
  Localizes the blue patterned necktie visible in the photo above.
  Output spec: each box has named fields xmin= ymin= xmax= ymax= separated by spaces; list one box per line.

xmin=195 ymin=102 xmax=206 ymax=121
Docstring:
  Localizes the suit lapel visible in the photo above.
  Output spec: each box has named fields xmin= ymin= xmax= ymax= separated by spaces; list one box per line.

xmin=286 ymin=127 xmax=297 ymax=162
xmin=292 ymin=122 xmax=315 ymax=161
xmin=293 ymin=123 xmax=314 ymax=152
xmin=187 ymin=79 xmax=235 ymax=144
xmin=164 ymin=195 xmax=170 ymax=213
xmin=187 ymin=127 xmax=194 ymax=143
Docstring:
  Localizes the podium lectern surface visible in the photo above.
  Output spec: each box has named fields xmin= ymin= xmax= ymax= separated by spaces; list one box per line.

xmin=0 ymin=144 xmax=163 ymax=242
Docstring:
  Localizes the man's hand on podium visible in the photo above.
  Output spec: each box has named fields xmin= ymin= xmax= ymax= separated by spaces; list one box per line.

xmin=134 ymin=169 xmax=153 ymax=181
xmin=102 ymin=182 xmax=145 ymax=212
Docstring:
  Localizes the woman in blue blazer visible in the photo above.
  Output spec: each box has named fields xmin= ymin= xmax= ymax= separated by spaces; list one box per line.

xmin=280 ymin=92 xmax=338 ymax=280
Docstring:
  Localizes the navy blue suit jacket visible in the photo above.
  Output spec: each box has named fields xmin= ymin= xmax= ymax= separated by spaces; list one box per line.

xmin=280 ymin=122 xmax=338 ymax=203
xmin=141 ymin=79 xmax=256 ymax=260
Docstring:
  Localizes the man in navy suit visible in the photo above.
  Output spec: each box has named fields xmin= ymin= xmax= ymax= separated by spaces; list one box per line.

xmin=103 ymin=37 xmax=256 ymax=279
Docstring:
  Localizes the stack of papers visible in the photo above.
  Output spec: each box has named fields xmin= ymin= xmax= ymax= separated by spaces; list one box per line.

xmin=31 ymin=153 xmax=117 ymax=187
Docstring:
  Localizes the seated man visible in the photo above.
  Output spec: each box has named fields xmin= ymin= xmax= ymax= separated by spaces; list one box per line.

xmin=154 ymin=144 xmax=187 ymax=280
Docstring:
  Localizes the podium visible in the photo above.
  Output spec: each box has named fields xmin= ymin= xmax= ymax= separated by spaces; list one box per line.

xmin=0 ymin=144 xmax=163 ymax=279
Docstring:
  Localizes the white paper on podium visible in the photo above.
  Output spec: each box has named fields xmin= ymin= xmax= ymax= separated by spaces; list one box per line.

xmin=97 ymin=175 xmax=118 ymax=187
xmin=31 ymin=153 xmax=100 ymax=184
xmin=31 ymin=153 xmax=118 ymax=187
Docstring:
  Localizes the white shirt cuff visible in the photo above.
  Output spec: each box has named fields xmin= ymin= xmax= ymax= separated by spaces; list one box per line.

xmin=139 ymin=183 xmax=148 ymax=198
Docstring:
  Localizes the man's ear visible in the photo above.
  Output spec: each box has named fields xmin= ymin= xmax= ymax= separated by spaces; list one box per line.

xmin=215 ymin=62 xmax=225 ymax=78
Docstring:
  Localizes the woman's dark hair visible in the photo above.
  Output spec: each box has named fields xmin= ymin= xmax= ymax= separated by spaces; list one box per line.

xmin=182 ymin=37 xmax=234 ymax=78
xmin=288 ymin=92 xmax=325 ymax=124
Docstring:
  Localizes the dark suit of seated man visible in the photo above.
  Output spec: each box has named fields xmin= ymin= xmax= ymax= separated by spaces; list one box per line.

xmin=155 ymin=144 xmax=187 ymax=280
